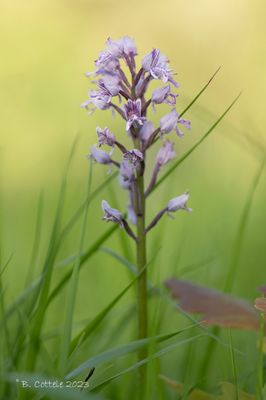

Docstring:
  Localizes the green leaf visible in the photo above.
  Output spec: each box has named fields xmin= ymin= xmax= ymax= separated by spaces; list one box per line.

xmin=23 ymin=136 xmax=78 ymax=373
xmin=179 ymin=66 xmax=221 ymax=118
xmin=68 ymin=267 xmax=147 ymax=356
xmin=91 ymin=334 xmax=205 ymax=391
xmin=66 ymin=325 xmax=198 ymax=379
xmin=224 ymin=158 xmax=265 ymax=293
xmin=48 ymin=224 xmax=118 ymax=305
xmin=59 ymin=161 xmax=93 ymax=375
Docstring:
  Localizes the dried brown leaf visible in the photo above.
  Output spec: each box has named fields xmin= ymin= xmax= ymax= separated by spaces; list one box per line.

xmin=160 ymin=375 xmax=255 ymax=399
xmin=255 ymin=297 xmax=266 ymax=314
xmin=165 ymin=279 xmax=260 ymax=331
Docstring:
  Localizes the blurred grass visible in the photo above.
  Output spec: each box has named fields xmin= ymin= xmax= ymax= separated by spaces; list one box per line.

xmin=1 ymin=0 xmax=266 ymax=398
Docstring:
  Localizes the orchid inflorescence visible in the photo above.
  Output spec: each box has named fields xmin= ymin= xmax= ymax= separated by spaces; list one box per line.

xmin=82 ymin=36 xmax=192 ymax=241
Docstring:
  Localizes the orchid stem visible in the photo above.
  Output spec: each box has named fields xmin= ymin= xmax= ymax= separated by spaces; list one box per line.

xmin=135 ymin=139 xmax=148 ymax=399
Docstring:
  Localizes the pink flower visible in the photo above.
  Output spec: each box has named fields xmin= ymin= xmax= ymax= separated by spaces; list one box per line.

xmin=124 ymin=99 xmax=146 ymax=131
xmin=142 ymin=49 xmax=179 ymax=87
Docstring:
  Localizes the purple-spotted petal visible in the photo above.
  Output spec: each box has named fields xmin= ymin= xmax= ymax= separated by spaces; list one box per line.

xmin=124 ymin=99 xmax=146 ymax=131
xmin=178 ymin=119 xmax=191 ymax=130
xmin=124 ymin=149 xmax=143 ymax=165
xmin=96 ymin=127 xmax=115 ymax=147
xmin=141 ymin=49 xmax=178 ymax=87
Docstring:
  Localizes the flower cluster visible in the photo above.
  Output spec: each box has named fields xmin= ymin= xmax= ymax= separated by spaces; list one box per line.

xmin=83 ymin=36 xmax=191 ymax=239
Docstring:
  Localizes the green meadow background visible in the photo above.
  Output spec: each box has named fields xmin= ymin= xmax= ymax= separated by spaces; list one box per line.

xmin=1 ymin=0 xmax=266 ymax=398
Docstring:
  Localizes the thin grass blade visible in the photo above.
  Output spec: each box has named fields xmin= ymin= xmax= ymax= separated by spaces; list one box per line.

xmin=91 ymin=334 xmax=205 ymax=392
xmin=66 ymin=325 xmax=198 ymax=379
xmin=152 ymin=93 xmax=241 ymax=193
xmin=179 ymin=66 xmax=221 ymax=117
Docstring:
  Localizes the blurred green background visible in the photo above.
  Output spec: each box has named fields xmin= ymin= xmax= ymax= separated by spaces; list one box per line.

xmin=1 ymin=0 xmax=266 ymax=396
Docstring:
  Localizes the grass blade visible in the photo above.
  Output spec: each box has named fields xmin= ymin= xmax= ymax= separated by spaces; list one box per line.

xmin=195 ymin=159 xmax=265 ymax=382
xmin=100 ymin=247 xmax=137 ymax=275
xmin=24 ymin=191 xmax=44 ymax=287
xmin=224 ymin=158 xmax=265 ymax=292
xmin=228 ymin=329 xmax=239 ymax=400
xmin=59 ymin=161 xmax=93 ymax=374
xmin=66 ymin=325 xmax=198 ymax=379
xmin=179 ymin=66 xmax=221 ymax=117
xmin=23 ymin=137 xmax=78 ymax=375
xmin=48 ymin=224 xmax=118 ymax=305
xmin=68 ymin=267 xmax=147 ymax=356
xmin=91 ymin=334 xmax=205 ymax=392
xmin=0 ymin=175 xmax=118 ymax=329
xmin=152 ymin=93 xmax=241 ymax=193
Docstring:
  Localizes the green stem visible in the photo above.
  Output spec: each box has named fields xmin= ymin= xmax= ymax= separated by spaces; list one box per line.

xmin=135 ymin=151 xmax=148 ymax=398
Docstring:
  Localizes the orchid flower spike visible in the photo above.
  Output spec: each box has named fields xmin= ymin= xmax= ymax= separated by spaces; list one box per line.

xmin=83 ymin=36 xmax=192 ymax=237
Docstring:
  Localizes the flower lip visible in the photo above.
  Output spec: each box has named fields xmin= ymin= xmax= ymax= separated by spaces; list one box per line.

xmin=151 ymin=85 xmax=178 ymax=110
xmin=101 ymin=200 xmax=124 ymax=226
xmin=96 ymin=127 xmax=115 ymax=147
xmin=93 ymin=49 xmax=120 ymax=76
xmin=160 ymin=108 xmax=190 ymax=136
xmin=141 ymin=49 xmax=179 ymax=87
xmin=81 ymin=88 xmax=111 ymax=113
xmin=124 ymin=99 xmax=146 ymax=131
xmin=123 ymin=149 xmax=144 ymax=166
